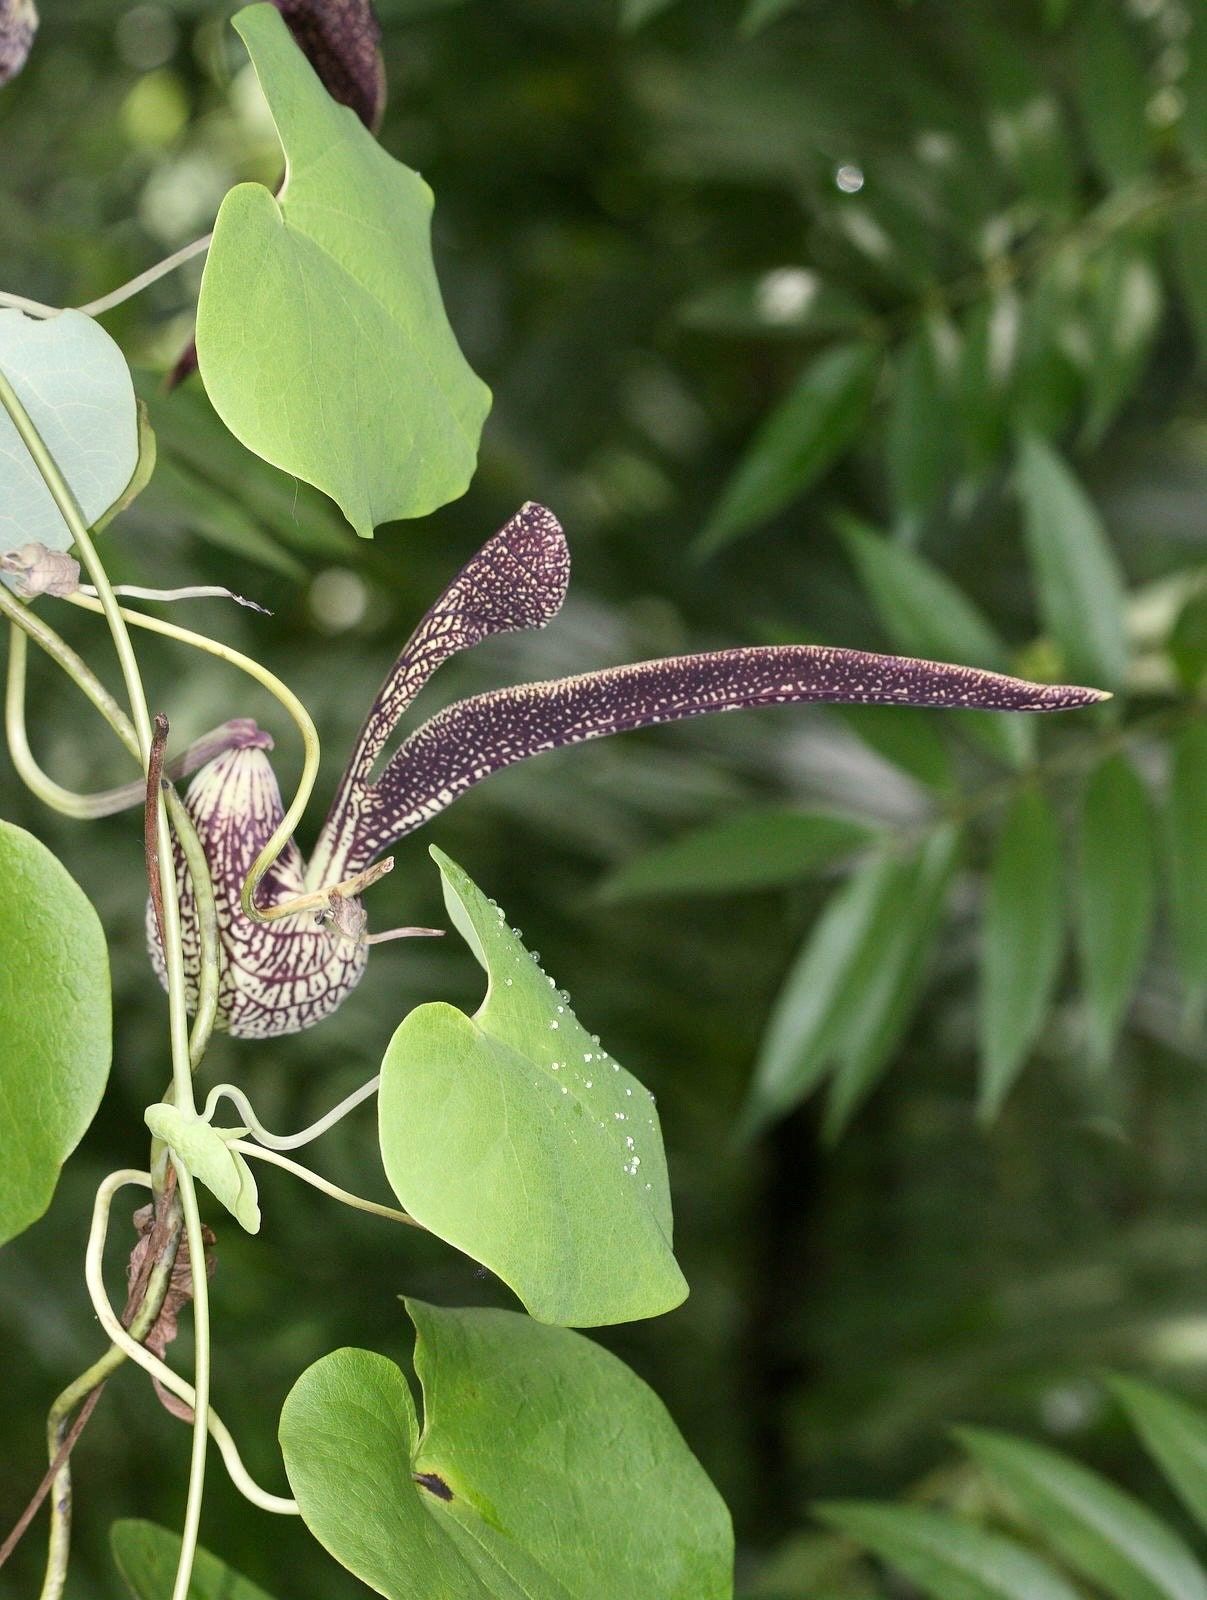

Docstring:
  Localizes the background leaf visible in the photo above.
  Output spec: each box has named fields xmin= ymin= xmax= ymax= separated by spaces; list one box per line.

xmin=195 ymin=3 xmax=491 ymax=537
xmin=816 ymin=1502 xmax=1082 ymax=1600
xmin=824 ymin=825 xmax=960 ymax=1139
xmin=1110 ymin=1377 xmax=1207 ymax=1541
xmin=697 ymin=343 xmax=879 ymax=554
xmin=378 ymin=848 xmax=686 ymax=1326
xmin=957 ymin=1427 xmax=1207 ymax=1600
xmin=1016 ymin=435 xmax=1130 ymax=689
xmin=1077 ymin=753 xmax=1155 ymax=1065
xmin=839 ymin=517 xmax=1033 ymax=768
xmin=600 ymin=807 xmax=874 ymax=900
xmin=1167 ymin=721 xmax=1207 ymax=1020
xmin=0 ymin=820 xmax=110 ymax=1247
xmin=978 ymin=787 xmax=1065 ymax=1119
xmin=112 ymin=1520 xmax=278 ymax=1600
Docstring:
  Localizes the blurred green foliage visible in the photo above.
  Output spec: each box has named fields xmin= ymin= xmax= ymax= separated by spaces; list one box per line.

xmin=0 ymin=0 xmax=1205 ymax=1596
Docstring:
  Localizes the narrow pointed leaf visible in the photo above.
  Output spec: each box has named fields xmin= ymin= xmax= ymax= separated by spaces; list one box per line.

xmin=816 ymin=1502 xmax=1082 ymax=1600
xmin=832 ymin=703 xmax=954 ymax=793
xmin=887 ymin=326 xmax=957 ymax=534
xmin=196 ymin=3 xmax=491 ymax=537
xmin=1167 ymin=721 xmax=1207 ymax=1017
xmin=1071 ymin=0 xmax=1151 ymax=187
xmin=840 ymin=516 xmax=1033 ymax=769
xmin=112 ymin=1520 xmax=278 ymax=1600
xmin=959 ymin=1427 xmax=1207 ymax=1600
xmin=1017 ymin=435 xmax=1130 ymax=688
xmin=353 ymin=642 xmax=1103 ymax=871
xmin=0 ymin=309 xmax=138 ymax=572
xmin=697 ymin=342 xmax=879 ymax=555
xmin=1077 ymin=754 xmax=1155 ymax=1064
xmin=0 ymin=821 xmax=111 ymax=1247
xmin=620 ymin=0 xmax=682 ymax=27
xmin=379 ymin=849 xmax=686 ymax=1326
xmin=978 ymin=788 xmax=1066 ymax=1119
xmin=1109 ymin=1377 xmax=1207 ymax=1540
xmin=143 ymin=1106 xmax=260 ymax=1234
xmin=743 ymin=853 xmax=910 ymax=1132
xmin=600 ymin=807 xmax=874 ymax=900
xmin=279 ymin=1303 xmax=734 ymax=1600
xmin=824 ymin=825 xmax=960 ymax=1138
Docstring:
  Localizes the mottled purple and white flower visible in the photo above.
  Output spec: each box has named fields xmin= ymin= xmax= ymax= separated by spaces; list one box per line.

xmin=152 ymin=503 xmax=1106 ymax=1038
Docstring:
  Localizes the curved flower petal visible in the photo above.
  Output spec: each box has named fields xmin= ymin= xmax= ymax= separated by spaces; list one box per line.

xmin=308 ymin=501 xmax=568 ymax=885
xmin=340 ymin=645 xmax=1107 ymax=871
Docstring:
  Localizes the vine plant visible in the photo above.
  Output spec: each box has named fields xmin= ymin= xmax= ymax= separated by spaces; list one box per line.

xmin=0 ymin=5 xmax=1106 ymax=1598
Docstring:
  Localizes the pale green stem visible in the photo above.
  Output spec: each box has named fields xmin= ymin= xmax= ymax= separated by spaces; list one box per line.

xmin=230 ymin=1142 xmax=421 ymax=1228
xmin=0 ymin=367 xmax=204 ymax=1599
xmin=0 ymin=585 xmax=139 ymax=760
xmin=75 ymin=234 xmax=212 ymax=318
xmin=171 ymin=1167 xmax=209 ymax=1600
xmin=64 ymin=592 xmax=323 ymax=925
xmin=0 ymin=606 xmax=220 ymax=1067
xmin=203 ymin=1076 xmax=381 ymax=1152
xmin=0 ymin=289 xmax=60 ymax=317
xmin=83 ymin=1171 xmax=298 ymax=1517
xmin=0 ymin=232 xmax=212 ymax=322
xmin=36 ymin=1191 xmax=184 ymax=1600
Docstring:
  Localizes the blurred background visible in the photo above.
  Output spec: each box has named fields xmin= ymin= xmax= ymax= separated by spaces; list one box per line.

xmin=0 ymin=0 xmax=1205 ymax=1594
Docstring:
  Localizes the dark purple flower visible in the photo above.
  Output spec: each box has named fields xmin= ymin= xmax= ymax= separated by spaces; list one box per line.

xmin=156 ymin=503 xmax=1106 ymax=1037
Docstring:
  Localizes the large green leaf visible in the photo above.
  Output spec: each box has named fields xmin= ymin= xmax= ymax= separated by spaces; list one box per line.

xmin=817 ymin=1503 xmax=1081 ymax=1600
xmin=1110 ymin=1377 xmax=1207 ymax=1541
xmin=0 ymin=308 xmax=138 ymax=568
xmin=1016 ymin=435 xmax=1129 ymax=689
xmin=195 ymin=4 xmax=491 ymax=538
xmin=112 ymin=1519 xmax=277 ymax=1600
xmin=697 ymin=342 xmax=879 ymax=554
xmin=600 ymin=807 xmax=874 ymax=900
xmin=279 ymin=1302 xmax=734 ymax=1600
xmin=1167 ymin=721 xmax=1207 ymax=1019
xmin=0 ymin=821 xmax=111 ymax=1246
xmin=839 ymin=517 xmax=1032 ymax=769
xmin=1076 ymin=754 xmax=1155 ymax=1064
xmin=958 ymin=1427 xmax=1207 ymax=1600
xmin=378 ymin=847 xmax=686 ymax=1326
xmin=978 ymin=787 xmax=1065 ymax=1119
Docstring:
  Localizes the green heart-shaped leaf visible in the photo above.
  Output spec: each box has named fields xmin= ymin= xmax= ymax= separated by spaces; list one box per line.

xmin=378 ymin=847 xmax=686 ymax=1327
xmin=195 ymin=3 xmax=491 ymax=537
xmin=0 ymin=309 xmax=138 ymax=572
xmin=0 ymin=821 xmax=111 ymax=1247
xmin=279 ymin=1301 xmax=733 ymax=1600
xmin=143 ymin=1105 xmax=260 ymax=1234
xmin=112 ymin=1519 xmax=277 ymax=1600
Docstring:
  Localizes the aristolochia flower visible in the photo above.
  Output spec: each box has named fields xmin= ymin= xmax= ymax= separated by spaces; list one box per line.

xmin=151 ymin=503 xmax=1106 ymax=1039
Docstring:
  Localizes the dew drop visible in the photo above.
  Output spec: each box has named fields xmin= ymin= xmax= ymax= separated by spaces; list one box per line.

xmin=549 ymin=1020 xmax=560 ymax=1030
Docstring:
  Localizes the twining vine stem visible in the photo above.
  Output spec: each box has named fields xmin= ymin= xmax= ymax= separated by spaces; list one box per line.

xmin=83 ymin=1171 xmax=298 ymax=1518
xmin=0 ymin=366 xmax=208 ymax=1600
xmin=0 ymin=232 xmax=213 ymax=322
